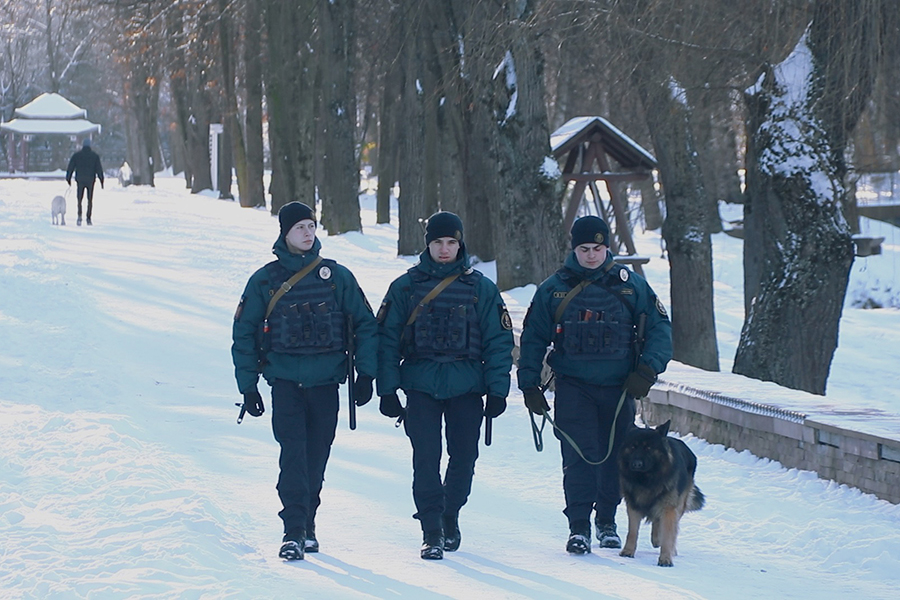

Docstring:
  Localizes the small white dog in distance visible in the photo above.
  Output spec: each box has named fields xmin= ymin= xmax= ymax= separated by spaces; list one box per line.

xmin=51 ymin=195 xmax=66 ymax=225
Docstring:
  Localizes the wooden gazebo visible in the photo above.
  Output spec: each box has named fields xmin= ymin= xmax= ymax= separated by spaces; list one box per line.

xmin=551 ymin=116 xmax=657 ymax=274
xmin=1 ymin=93 xmax=101 ymax=173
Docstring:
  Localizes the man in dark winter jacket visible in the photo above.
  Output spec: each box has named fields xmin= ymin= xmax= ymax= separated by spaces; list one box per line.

xmin=517 ymin=215 xmax=672 ymax=555
xmin=65 ymin=138 xmax=104 ymax=226
xmin=231 ymin=201 xmax=378 ymax=561
xmin=376 ymin=211 xmax=514 ymax=560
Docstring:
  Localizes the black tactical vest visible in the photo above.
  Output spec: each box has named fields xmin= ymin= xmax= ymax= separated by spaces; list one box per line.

xmin=553 ymin=268 xmax=635 ymax=361
xmin=265 ymin=260 xmax=345 ymax=355
xmin=404 ymin=268 xmax=483 ymax=362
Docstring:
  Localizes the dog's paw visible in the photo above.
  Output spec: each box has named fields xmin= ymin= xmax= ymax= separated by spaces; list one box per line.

xmin=657 ymin=555 xmax=674 ymax=567
xmin=619 ymin=548 xmax=635 ymax=558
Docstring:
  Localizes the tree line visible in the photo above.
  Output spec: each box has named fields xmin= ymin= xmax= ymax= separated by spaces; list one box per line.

xmin=2 ymin=0 xmax=898 ymax=395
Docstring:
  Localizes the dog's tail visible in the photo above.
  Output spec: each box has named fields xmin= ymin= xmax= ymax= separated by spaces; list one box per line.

xmin=687 ymin=485 xmax=705 ymax=512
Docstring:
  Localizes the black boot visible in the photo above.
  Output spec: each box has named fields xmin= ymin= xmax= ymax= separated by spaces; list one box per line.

xmin=421 ymin=529 xmax=444 ymax=560
xmin=279 ymin=529 xmax=306 ymax=561
xmin=442 ymin=514 xmax=461 ymax=552
xmin=595 ymin=520 xmax=621 ymax=549
xmin=566 ymin=519 xmax=591 ymax=555
xmin=304 ymin=523 xmax=319 ymax=553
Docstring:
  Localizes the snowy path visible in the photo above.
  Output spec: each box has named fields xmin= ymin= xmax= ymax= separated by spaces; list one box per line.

xmin=1 ymin=177 xmax=898 ymax=599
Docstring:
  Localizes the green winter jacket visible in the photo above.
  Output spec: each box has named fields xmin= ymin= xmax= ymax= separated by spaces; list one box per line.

xmin=517 ymin=250 xmax=672 ymax=390
xmin=232 ymin=236 xmax=377 ymax=393
xmin=376 ymin=249 xmax=514 ymax=400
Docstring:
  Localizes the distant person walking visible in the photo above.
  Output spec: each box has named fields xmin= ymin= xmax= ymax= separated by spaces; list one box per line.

xmin=66 ymin=138 xmax=104 ymax=226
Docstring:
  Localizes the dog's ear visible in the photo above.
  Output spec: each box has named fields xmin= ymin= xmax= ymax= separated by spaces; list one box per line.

xmin=656 ymin=420 xmax=671 ymax=437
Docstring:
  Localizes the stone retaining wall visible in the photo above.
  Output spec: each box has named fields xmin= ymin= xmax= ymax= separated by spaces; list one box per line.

xmin=640 ymin=382 xmax=900 ymax=504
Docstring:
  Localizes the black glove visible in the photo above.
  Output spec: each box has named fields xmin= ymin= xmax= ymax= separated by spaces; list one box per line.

xmin=624 ymin=363 xmax=657 ymax=398
xmin=484 ymin=395 xmax=507 ymax=418
xmin=353 ymin=374 xmax=374 ymax=406
xmin=242 ymin=390 xmax=265 ymax=417
xmin=379 ymin=393 xmax=404 ymax=418
xmin=523 ymin=388 xmax=550 ymax=414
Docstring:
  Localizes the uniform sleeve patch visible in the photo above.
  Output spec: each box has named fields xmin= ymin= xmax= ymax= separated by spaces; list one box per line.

xmin=234 ymin=296 xmax=246 ymax=321
xmin=655 ymin=296 xmax=668 ymax=318
xmin=499 ymin=305 xmax=513 ymax=330
xmin=376 ymin=300 xmax=391 ymax=323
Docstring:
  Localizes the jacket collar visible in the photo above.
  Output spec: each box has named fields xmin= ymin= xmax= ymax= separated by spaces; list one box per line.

xmin=562 ymin=249 xmax=614 ymax=281
xmin=415 ymin=247 xmax=470 ymax=279
xmin=273 ymin=235 xmax=322 ymax=271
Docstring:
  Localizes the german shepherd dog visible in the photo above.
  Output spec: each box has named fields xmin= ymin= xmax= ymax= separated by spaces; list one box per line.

xmin=618 ymin=420 xmax=704 ymax=567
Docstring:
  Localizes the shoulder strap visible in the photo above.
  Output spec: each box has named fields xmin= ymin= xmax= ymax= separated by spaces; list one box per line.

xmin=553 ymin=279 xmax=592 ymax=324
xmin=405 ymin=272 xmax=462 ymax=326
xmin=265 ymin=256 xmax=323 ymax=319
xmin=553 ymin=258 xmax=626 ymax=324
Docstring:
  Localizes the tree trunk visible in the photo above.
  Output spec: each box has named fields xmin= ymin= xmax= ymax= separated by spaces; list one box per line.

xmin=318 ymin=0 xmax=361 ymax=234
xmin=396 ymin=12 xmax=433 ymax=256
xmin=164 ymin=3 xmax=212 ymax=193
xmin=265 ymin=0 xmax=316 ymax=215
xmin=735 ymin=2 xmax=881 ymax=394
xmin=375 ymin=70 xmax=399 ymax=225
xmin=632 ymin=65 xmax=719 ymax=372
xmin=242 ymin=0 xmax=266 ymax=208
xmin=492 ymin=0 xmax=564 ymax=291
xmin=217 ymin=0 xmax=242 ymax=202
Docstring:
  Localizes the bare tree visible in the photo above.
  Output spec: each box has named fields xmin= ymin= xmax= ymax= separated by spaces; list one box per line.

xmin=734 ymin=1 xmax=887 ymax=394
xmin=265 ymin=0 xmax=317 ymax=215
xmin=241 ymin=0 xmax=266 ymax=208
xmin=318 ymin=0 xmax=362 ymax=234
xmin=490 ymin=0 xmax=565 ymax=290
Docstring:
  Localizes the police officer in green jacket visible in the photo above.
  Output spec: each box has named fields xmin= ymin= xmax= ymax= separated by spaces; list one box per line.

xmin=376 ymin=212 xmax=514 ymax=560
xmin=232 ymin=202 xmax=378 ymax=561
xmin=517 ymin=215 xmax=672 ymax=555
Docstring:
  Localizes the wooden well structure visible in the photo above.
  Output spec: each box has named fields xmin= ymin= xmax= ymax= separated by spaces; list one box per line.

xmin=551 ymin=116 xmax=657 ymax=274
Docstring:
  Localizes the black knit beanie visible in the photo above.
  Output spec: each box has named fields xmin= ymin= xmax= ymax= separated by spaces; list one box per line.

xmin=278 ymin=202 xmax=316 ymax=238
xmin=424 ymin=211 xmax=464 ymax=245
xmin=570 ymin=215 xmax=610 ymax=249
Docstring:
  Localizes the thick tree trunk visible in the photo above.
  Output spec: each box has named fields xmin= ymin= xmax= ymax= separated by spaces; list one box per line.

xmin=217 ymin=0 xmax=243 ymax=202
xmin=165 ymin=4 xmax=211 ymax=193
xmin=265 ymin=0 xmax=316 ymax=215
xmin=318 ymin=0 xmax=361 ymax=234
xmin=735 ymin=5 xmax=879 ymax=394
xmin=396 ymin=15 xmax=434 ymax=256
xmin=633 ymin=66 xmax=719 ymax=372
xmin=242 ymin=0 xmax=266 ymax=208
xmin=492 ymin=1 xmax=564 ymax=291
xmin=123 ymin=54 xmax=159 ymax=187
xmin=375 ymin=3 xmax=401 ymax=225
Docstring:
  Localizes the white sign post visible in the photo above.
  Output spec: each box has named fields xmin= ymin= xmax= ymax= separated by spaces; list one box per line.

xmin=209 ymin=123 xmax=223 ymax=192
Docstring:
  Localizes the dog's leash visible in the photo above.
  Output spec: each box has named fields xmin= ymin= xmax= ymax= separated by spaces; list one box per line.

xmin=530 ymin=385 xmax=629 ymax=466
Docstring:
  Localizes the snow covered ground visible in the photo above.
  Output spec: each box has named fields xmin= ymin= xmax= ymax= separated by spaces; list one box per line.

xmin=1 ymin=175 xmax=898 ymax=599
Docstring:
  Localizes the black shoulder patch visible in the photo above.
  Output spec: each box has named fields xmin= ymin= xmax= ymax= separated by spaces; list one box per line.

xmin=499 ymin=305 xmax=513 ymax=330
xmin=655 ymin=296 xmax=668 ymax=318
xmin=234 ymin=296 xmax=246 ymax=321
xmin=376 ymin=299 xmax=391 ymax=323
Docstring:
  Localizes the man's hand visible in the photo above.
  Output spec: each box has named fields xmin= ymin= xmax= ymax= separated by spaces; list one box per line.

xmin=242 ymin=390 xmax=265 ymax=417
xmin=624 ymin=364 xmax=657 ymax=399
xmin=484 ymin=395 xmax=507 ymax=418
xmin=379 ymin=393 xmax=405 ymax=418
xmin=523 ymin=388 xmax=550 ymax=414
xmin=353 ymin=375 xmax=374 ymax=406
